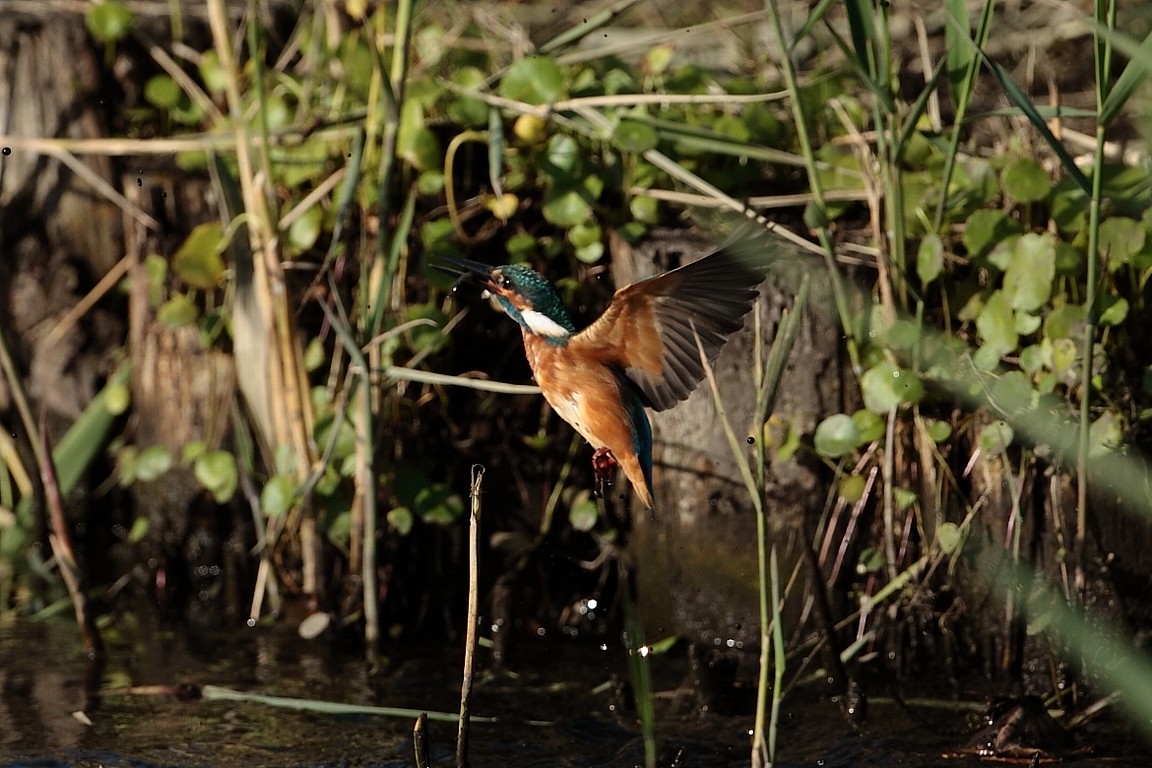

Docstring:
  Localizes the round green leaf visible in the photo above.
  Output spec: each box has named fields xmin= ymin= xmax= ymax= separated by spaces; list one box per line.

xmin=261 ymin=474 xmax=296 ymax=517
xmin=851 ymin=409 xmax=885 ymax=444
xmin=198 ymin=50 xmax=228 ymax=95
xmin=1003 ymin=233 xmax=1055 ymax=312
xmin=611 ymin=120 xmax=659 ymax=153
xmin=814 ymin=413 xmax=860 ymax=458
xmin=978 ymin=420 xmax=1014 ymax=455
xmin=542 ymin=187 xmax=592 ymax=227
xmin=860 ymin=362 xmax=924 ymax=414
xmin=567 ymin=222 xmax=601 ymax=249
xmin=194 ymin=450 xmax=238 ymax=503
xmin=287 ymin=206 xmax=323 ymax=254
xmin=838 ymin=475 xmax=866 ymax=503
xmin=975 ymin=290 xmax=1017 ymax=360
xmin=388 ymin=507 xmax=414 ymax=536
xmin=105 ymin=382 xmax=131 ymax=415
xmin=1088 ymin=410 xmax=1122 ymax=457
xmin=630 ymin=195 xmax=659 ymax=224
xmin=568 ymin=493 xmax=599 ymax=532
xmin=917 ymin=234 xmax=944 ymax=285
xmin=86 ymin=0 xmax=133 ymax=43
xmin=1099 ymin=295 xmax=1129 ymax=326
xmin=157 ymin=294 xmax=199 ymax=328
xmin=937 ymin=521 xmax=962 ymax=554
xmin=498 ymin=56 xmax=566 ymax=105
xmin=173 ymin=222 xmax=226 ymax=289
xmin=924 ymin=419 xmax=952 ymax=443
xmin=135 ymin=446 xmax=172 ymax=482
xmin=1001 ymin=157 xmax=1052 ymax=203
xmin=144 ymin=75 xmax=182 ymax=110
xmin=1098 ymin=216 xmax=1145 ymax=268
xmin=963 ymin=209 xmax=1021 ymax=259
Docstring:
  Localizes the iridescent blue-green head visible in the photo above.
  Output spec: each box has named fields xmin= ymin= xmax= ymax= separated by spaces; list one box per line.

xmin=440 ymin=257 xmax=577 ymax=342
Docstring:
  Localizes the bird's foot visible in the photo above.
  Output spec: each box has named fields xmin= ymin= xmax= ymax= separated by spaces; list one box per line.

xmin=591 ymin=447 xmax=618 ymax=481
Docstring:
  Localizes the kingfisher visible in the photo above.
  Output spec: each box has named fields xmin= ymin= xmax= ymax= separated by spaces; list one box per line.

xmin=441 ymin=231 xmax=773 ymax=509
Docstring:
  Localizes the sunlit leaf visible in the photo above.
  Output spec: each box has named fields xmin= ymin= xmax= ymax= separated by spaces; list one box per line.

xmin=287 ymin=206 xmax=324 ymax=254
xmin=975 ymin=290 xmax=1017 ymax=361
xmin=838 ymin=474 xmax=867 ymax=503
xmin=611 ymin=120 xmax=659 ymax=154
xmin=917 ymin=233 xmax=944 ymax=285
xmin=1099 ymin=295 xmax=1129 ymax=326
xmin=194 ymin=450 xmax=238 ymax=503
xmin=499 ymin=56 xmax=566 ymax=105
xmin=85 ymin=0 xmax=133 ymax=42
xmin=1088 ymin=410 xmax=1123 ymax=457
xmin=860 ymin=362 xmax=924 ymax=414
xmin=1098 ymin=216 xmax=1145 ymax=268
xmin=261 ymin=474 xmax=296 ymax=517
xmin=157 ymin=294 xmax=199 ymax=328
xmin=1001 ymin=157 xmax=1051 ymax=203
xmin=979 ymin=420 xmax=1014 ymax=455
xmin=1003 ymin=233 xmax=1055 ymax=312
xmin=135 ymin=446 xmax=172 ymax=482
xmin=173 ymin=222 xmax=226 ymax=289
xmin=814 ymin=413 xmax=859 ymax=458
xmin=144 ymin=75 xmax=182 ymax=109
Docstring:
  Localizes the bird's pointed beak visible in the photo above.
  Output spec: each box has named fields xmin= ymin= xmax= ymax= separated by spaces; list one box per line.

xmin=433 ymin=255 xmax=499 ymax=297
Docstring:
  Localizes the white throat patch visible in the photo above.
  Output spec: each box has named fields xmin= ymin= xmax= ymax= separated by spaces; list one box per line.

xmin=521 ymin=309 xmax=571 ymax=338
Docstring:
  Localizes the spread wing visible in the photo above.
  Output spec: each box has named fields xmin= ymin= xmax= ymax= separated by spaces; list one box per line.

xmin=570 ymin=234 xmax=774 ymax=411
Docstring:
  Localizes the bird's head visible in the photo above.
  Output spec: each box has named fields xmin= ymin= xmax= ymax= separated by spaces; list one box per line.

xmin=438 ymin=257 xmax=576 ymax=341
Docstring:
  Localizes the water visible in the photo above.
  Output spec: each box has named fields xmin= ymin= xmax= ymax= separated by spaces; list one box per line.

xmin=0 ymin=617 xmax=1147 ymax=767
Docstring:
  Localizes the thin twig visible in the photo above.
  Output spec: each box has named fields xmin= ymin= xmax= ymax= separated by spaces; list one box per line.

xmin=457 ymin=465 xmax=484 ymax=768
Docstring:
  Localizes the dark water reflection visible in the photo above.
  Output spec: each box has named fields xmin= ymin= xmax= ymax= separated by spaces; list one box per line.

xmin=1 ymin=617 xmax=1148 ymax=767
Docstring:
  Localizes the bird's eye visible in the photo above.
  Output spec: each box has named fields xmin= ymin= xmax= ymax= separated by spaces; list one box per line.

xmin=499 ymin=276 xmax=513 ymax=290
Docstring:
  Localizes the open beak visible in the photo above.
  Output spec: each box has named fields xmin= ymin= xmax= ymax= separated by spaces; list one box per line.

xmin=433 ymin=255 xmax=499 ymax=297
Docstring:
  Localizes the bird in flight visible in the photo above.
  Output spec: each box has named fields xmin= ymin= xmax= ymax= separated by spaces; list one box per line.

xmin=441 ymin=230 xmax=773 ymax=509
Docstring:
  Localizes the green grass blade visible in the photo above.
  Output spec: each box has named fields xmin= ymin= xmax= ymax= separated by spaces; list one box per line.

xmin=985 ymin=59 xmax=1092 ymax=195
xmin=1099 ymin=28 xmax=1152 ymax=126
xmin=200 ymin=684 xmax=496 ymax=723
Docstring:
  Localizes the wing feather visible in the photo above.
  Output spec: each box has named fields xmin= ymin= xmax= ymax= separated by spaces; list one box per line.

xmin=571 ymin=233 xmax=775 ymax=411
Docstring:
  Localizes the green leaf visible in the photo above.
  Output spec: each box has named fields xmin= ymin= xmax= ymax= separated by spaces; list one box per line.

xmin=860 ymin=362 xmax=924 ymax=414
xmin=1003 ymin=233 xmax=1055 ymax=312
xmin=498 ymin=56 xmax=567 ymax=105
xmin=105 ymin=382 xmax=131 ymax=415
xmin=925 ymin=419 xmax=952 ymax=443
xmin=963 ymin=209 xmax=1021 ymax=258
xmin=396 ymin=100 xmax=441 ymax=172
xmin=1099 ymin=295 xmax=1129 ymax=326
xmin=157 ymin=294 xmax=199 ymax=328
xmin=975 ymin=290 xmax=1017 ymax=360
xmin=194 ymin=450 xmax=238 ymax=503
xmin=979 ymin=420 xmax=1014 ymax=455
xmin=568 ymin=492 xmax=599 ymax=532
xmin=1098 ymin=216 xmax=1145 ymax=267
xmin=144 ymin=75 xmax=182 ymax=110
xmin=198 ymin=50 xmax=228 ymax=95
xmin=917 ymin=234 xmax=944 ymax=285
xmin=543 ymin=134 xmax=582 ymax=178
xmin=135 ymin=446 xmax=172 ymax=482
xmin=814 ymin=414 xmax=860 ymax=458
xmin=630 ymin=195 xmax=659 ymax=224
xmin=1088 ymin=410 xmax=1122 ymax=456
xmin=542 ymin=187 xmax=592 ymax=227
xmin=173 ymin=222 xmax=226 ymax=289
xmin=261 ymin=474 xmax=296 ymax=517
xmin=287 ymin=206 xmax=324 ymax=254
xmin=611 ymin=120 xmax=659 ymax=153
xmin=851 ymin=409 xmax=886 ymax=444
xmin=85 ymin=0 xmax=133 ymax=42
xmin=388 ymin=507 xmax=414 ymax=536
xmin=446 ymin=67 xmax=489 ymax=128
xmin=937 ymin=521 xmax=962 ymax=554
xmin=1001 ymin=157 xmax=1051 ymax=203
xmin=127 ymin=516 xmax=150 ymax=544
xmin=838 ymin=474 xmax=867 ymax=503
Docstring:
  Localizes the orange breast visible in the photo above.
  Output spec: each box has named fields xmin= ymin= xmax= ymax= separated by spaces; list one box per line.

xmin=523 ymin=334 xmax=653 ymax=507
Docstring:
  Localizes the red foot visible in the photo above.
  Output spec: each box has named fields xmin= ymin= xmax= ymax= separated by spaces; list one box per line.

xmin=591 ymin=447 xmax=618 ymax=481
